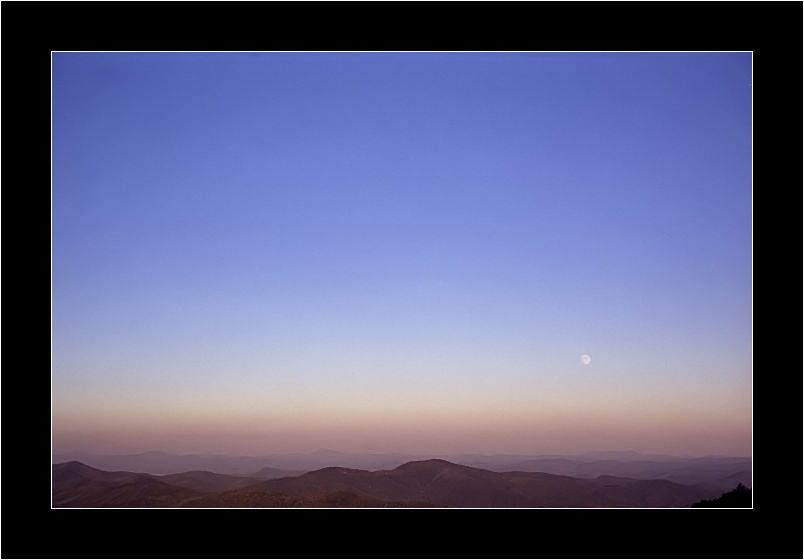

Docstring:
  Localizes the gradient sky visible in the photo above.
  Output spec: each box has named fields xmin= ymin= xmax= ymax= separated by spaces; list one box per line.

xmin=52 ymin=52 xmax=752 ymax=457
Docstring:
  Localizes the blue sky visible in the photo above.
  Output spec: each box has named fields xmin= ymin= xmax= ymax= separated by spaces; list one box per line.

xmin=52 ymin=52 xmax=752 ymax=457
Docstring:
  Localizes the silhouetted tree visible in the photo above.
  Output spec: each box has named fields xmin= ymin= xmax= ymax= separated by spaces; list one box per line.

xmin=692 ymin=483 xmax=751 ymax=507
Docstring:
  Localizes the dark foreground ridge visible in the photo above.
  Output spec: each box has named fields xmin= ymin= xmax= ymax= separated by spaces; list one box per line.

xmin=691 ymin=483 xmax=752 ymax=508
xmin=52 ymin=458 xmax=733 ymax=508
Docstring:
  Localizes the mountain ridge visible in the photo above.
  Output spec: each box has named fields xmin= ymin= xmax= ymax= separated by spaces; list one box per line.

xmin=52 ymin=450 xmax=751 ymax=490
xmin=53 ymin=458 xmax=730 ymax=508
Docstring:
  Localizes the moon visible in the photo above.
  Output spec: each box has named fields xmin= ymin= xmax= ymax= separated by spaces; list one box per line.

xmin=580 ymin=354 xmax=592 ymax=365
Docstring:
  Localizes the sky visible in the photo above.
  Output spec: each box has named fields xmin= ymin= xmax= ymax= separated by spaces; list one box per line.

xmin=52 ymin=52 xmax=752 ymax=458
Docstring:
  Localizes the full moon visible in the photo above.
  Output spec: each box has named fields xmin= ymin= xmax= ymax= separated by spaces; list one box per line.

xmin=580 ymin=354 xmax=592 ymax=365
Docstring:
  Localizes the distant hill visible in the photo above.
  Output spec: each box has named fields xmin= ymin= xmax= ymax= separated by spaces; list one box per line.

xmin=51 ymin=461 xmax=436 ymax=508
xmin=51 ymin=449 xmax=431 ymax=474
xmin=53 ymin=459 xmax=725 ymax=508
xmin=51 ymin=451 xmax=304 ymax=476
xmin=282 ymin=459 xmax=720 ymax=508
xmin=52 ymin=450 xmax=751 ymax=490
xmin=462 ymin=455 xmax=752 ymax=490
xmin=52 ymin=462 xmax=205 ymax=507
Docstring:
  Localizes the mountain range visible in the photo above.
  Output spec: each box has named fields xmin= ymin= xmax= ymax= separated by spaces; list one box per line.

xmin=52 ymin=449 xmax=751 ymax=489
xmin=52 ymin=458 xmax=740 ymax=508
